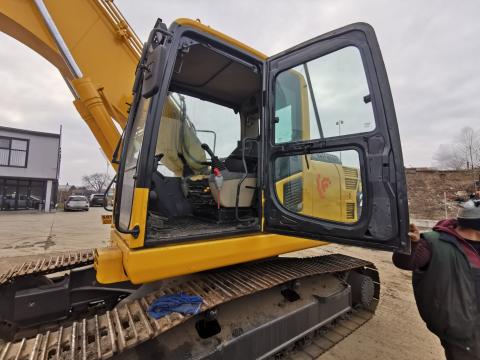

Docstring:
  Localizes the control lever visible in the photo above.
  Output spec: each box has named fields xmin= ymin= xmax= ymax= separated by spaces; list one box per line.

xmin=201 ymin=143 xmax=224 ymax=171
xmin=201 ymin=143 xmax=225 ymax=209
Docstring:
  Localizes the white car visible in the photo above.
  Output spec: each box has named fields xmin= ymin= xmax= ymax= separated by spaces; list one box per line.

xmin=64 ymin=195 xmax=89 ymax=211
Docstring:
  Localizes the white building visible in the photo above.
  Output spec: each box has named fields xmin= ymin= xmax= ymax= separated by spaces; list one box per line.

xmin=0 ymin=126 xmax=60 ymax=212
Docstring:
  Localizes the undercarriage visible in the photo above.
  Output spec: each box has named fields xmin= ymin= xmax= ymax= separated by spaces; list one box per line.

xmin=0 ymin=250 xmax=379 ymax=360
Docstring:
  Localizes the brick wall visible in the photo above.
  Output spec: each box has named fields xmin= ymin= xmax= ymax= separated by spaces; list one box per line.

xmin=406 ymin=168 xmax=478 ymax=220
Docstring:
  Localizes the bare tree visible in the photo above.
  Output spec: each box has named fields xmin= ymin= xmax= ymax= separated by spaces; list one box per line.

xmin=82 ymin=173 xmax=111 ymax=193
xmin=434 ymin=127 xmax=480 ymax=170
xmin=456 ymin=127 xmax=480 ymax=169
xmin=433 ymin=144 xmax=467 ymax=170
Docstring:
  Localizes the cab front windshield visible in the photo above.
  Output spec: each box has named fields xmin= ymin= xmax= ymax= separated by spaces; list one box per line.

xmin=155 ymin=92 xmax=240 ymax=177
xmin=125 ymin=96 xmax=151 ymax=170
xmin=118 ymin=94 xmax=151 ymax=229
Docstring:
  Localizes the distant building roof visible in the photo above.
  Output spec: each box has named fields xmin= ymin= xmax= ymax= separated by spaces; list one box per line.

xmin=0 ymin=125 xmax=60 ymax=139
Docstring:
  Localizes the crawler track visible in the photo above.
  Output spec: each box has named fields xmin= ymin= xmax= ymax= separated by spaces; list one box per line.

xmin=0 ymin=252 xmax=379 ymax=360
xmin=0 ymin=250 xmax=94 ymax=286
xmin=271 ymin=308 xmax=374 ymax=359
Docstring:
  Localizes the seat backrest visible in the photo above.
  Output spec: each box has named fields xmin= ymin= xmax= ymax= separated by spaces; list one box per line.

xmin=155 ymin=114 xmax=208 ymax=176
xmin=224 ymin=140 xmax=258 ymax=173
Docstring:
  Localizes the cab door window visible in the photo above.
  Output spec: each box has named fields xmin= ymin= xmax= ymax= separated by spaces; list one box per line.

xmin=273 ymin=47 xmax=370 ymax=224
xmin=275 ymin=46 xmax=375 ymax=144
xmin=274 ymin=149 xmax=363 ymax=223
xmin=265 ymin=24 xmax=409 ymax=251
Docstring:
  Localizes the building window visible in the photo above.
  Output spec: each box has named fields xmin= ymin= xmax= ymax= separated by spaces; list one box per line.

xmin=0 ymin=136 xmax=29 ymax=168
xmin=0 ymin=178 xmax=47 ymax=211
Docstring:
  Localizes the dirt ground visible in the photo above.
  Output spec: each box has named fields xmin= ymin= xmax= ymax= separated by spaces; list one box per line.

xmin=0 ymin=209 xmax=444 ymax=359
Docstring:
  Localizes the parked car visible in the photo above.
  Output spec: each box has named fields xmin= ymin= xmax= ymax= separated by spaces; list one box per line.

xmin=89 ymin=193 xmax=104 ymax=207
xmin=27 ymin=195 xmax=42 ymax=209
xmin=64 ymin=195 xmax=89 ymax=211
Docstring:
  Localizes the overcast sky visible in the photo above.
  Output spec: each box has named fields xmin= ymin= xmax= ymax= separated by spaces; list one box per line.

xmin=0 ymin=0 xmax=479 ymax=184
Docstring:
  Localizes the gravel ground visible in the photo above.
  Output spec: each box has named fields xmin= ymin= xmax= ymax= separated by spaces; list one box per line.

xmin=0 ymin=209 xmax=444 ymax=359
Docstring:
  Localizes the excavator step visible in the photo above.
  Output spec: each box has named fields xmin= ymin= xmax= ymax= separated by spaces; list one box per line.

xmin=0 ymin=253 xmax=379 ymax=360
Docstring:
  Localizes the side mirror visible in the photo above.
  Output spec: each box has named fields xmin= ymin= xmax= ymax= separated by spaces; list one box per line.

xmin=142 ymin=44 xmax=168 ymax=98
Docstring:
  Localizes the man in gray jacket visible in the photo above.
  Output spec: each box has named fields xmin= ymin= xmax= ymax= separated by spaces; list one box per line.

xmin=393 ymin=200 xmax=480 ymax=360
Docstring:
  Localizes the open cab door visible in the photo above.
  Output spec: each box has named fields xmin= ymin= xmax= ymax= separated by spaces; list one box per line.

xmin=264 ymin=23 xmax=409 ymax=252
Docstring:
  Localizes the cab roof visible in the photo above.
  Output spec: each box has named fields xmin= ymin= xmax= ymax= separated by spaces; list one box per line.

xmin=173 ymin=18 xmax=268 ymax=61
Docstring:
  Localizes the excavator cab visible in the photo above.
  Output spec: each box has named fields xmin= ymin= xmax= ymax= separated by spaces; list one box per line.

xmin=113 ymin=22 xmax=265 ymax=246
xmin=145 ymin=39 xmax=264 ymax=240
xmin=112 ymin=19 xmax=409 ymax=263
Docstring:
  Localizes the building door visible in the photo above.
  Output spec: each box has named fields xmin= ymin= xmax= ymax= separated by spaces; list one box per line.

xmin=30 ymin=180 xmax=46 ymax=210
xmin=17 ymin=180 xmax=29 ymax=210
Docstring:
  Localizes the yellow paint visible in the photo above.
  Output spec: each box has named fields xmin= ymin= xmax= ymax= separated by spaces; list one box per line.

xmin=115 ymin=187 xmax=149 ymax=249
xmin=97 ymin=231 xmax=324 ymax=284
xmin=274 ymin=157 xmax=360 ymax=224
xmin=72 ymin=77 xmax=121 ymax=161
xmin=94 ymin=246 xmax=128 ymax=283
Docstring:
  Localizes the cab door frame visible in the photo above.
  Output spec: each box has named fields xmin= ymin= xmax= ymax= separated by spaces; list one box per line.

xmin=262 ymin=23 xmax=410 ymax=252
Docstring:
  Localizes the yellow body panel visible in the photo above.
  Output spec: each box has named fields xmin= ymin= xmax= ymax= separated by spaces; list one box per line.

xmin=274 ymin=160 xmax=360 ymax=224
xmin=125 ymin=187 xmax=149 ymax=248
xmin=97 ymin=231 xmax=323 ymax=284
xmin=94 ymin=246 xmax=128 ymax=283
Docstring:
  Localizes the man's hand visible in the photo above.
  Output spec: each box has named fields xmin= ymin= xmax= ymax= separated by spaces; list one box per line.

xmin=408 ymin=223 xmax=421 ymax=242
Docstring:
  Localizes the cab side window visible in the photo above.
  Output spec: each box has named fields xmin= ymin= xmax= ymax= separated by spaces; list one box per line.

xmin=274 ymin=46 xmax=375 ymax=143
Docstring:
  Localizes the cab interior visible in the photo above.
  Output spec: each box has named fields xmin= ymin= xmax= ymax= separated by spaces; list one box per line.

xmin=145 ymin=38 xmax=263 ymax=245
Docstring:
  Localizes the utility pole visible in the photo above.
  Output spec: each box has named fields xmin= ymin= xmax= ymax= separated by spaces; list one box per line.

xmin=336 ymin=121 xmax=344 ymax=162
xmin=468 ymin=144 xmax=476 ymax=192
xmin=336 ymin=120 xmax=344 ymax=137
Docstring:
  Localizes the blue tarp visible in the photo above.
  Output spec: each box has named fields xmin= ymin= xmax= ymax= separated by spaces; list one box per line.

xmin=147 ymin=293 xmax=203 ymax=319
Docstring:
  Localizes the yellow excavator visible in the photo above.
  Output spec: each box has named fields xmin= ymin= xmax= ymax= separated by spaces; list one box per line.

xmin=0 ymin=1 xmax=410 ymax=359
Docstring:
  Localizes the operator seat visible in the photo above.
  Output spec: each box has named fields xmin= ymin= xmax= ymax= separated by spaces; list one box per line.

xmin=209 ymin=140 xmax=258 ymax=208
xmin=155 ymin=101 xmax=208 ymax=177
xmin=223 ymin=140 xmax=258 ymax=173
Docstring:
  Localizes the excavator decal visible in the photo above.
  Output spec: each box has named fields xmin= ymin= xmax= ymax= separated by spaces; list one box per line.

xmin=316 ymin=174 xmax=332 ymax=199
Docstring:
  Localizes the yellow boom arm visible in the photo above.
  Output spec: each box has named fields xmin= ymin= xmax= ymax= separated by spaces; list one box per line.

xmin=0 ymin=0 xmax=143 ymax=162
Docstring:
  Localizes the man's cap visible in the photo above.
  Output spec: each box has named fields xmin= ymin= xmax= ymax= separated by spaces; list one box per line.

xmin=457 ymin=199 xmax=480 ymax=219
